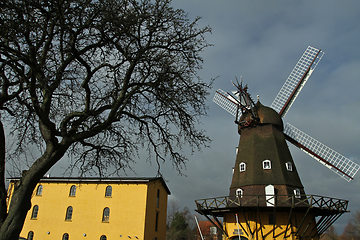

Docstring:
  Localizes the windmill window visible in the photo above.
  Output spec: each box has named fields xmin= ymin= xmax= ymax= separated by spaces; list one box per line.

xmin=31 ymin=205 xmax=39 ymax=219
xmin=286 ymin=162 xmax=293 ymax=171
xmin=263 ymin=160 xmax=271 ymax=169
xmin=100 ymin=235 xmax=107 ymax=240
xmin=102 ymin=207 xmax=110 ymax=222
xmin=36 ymin=185 xmax=43 ymax=195
xmin=69 ymin=185 xmax=76 ymax=196
xmin=236 ymin=188 xmax=243 ymax=197
xmin=65 ymin=206 xmax=73 ymax=220
xmin=294 ymin=189 xmax=301 ymax=198
xmin=105 ymin=186 xmax=112 ymax=197
xmin=239 ymin=162 xmax=246 ymax=172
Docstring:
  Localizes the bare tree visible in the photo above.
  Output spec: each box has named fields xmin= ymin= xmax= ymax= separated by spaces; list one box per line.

xmin=322 ymin=225 xmax=339 ymax=240
xmin=0 ymin=0 xmax=212 ymax=238
xmin=340 ymin=211 xmax=360 ymax=240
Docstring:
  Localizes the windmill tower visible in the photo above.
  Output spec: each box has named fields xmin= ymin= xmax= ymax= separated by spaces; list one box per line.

xmin=195 ymin=46 xmax=360 ymax=240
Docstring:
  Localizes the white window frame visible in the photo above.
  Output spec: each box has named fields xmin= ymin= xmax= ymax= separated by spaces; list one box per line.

xmin=236 ymin=188 xmax=243 ymax=198
xmin=286 ymin=162 xmax=293 ymax=171
xmin=263 ymin=159 xmax=271 ymax=169
xmin=239 ymin=162 xmax=246 ymax=172
xmin=294 ymin=189 xmax=301 ymax=198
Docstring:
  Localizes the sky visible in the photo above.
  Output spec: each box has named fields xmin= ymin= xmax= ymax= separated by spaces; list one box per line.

xmin=50 ymin=0 xmax=360 ymax=234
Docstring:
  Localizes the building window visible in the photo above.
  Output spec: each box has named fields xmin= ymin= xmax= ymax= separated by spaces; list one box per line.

xmin=102 ymin=207 xmax=110 ymax=222
xmin=27 ymin=231 xmax=34 ymax=240
xmin=155 ymin=211 xmax=159 ymax=232
xmin=156 ymin=189 xmax=160 ymax=208
xmin=31 ymin=205 xmax=39 ymax=219
xmin=294 ymin=189 xmax=301 ymax=198
xmin=210 ymin=226 xmax=217 ymax=235
xmin=236 ymin=188 xmax=243 ymax=197
xmin=65 ymin=206 xmax=73 ymax=221
xmin=263 ymin=159 xmax=271 ymax=169
xmin=62 ymin=233 xmax=69 ymax=240
xmin=286 ymin=162 xmax=293 ymax=171
xmin=105 ymin=186 xmax=112 ymax=197
xmin=69 ymin=185 xmax=76 ymax=196
xmin=36 ymin=185 xmax=43 ymax=196
xmin=239 ymin=162 xmax=246 ymax=172
xmin=100 ymin=235 xmax=107 ymax=240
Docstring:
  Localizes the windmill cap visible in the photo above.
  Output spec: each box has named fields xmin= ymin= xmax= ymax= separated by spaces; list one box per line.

xmin=239 ymin=101 xmax=283 ymax=132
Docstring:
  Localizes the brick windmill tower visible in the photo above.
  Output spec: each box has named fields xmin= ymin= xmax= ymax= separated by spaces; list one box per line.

xmin=195 ymin=46 xmax=360 ymax=240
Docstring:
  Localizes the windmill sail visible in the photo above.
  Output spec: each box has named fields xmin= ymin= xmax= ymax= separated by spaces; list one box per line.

xmin=271 ymin=46 xmax=324 ymax=118
xmin=284 ymin=123 xmax=360 ymax=182
xmin=213 ymin=89 xmax=240 ymax=117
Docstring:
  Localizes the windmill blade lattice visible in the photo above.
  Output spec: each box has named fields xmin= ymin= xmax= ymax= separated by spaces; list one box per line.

xmin=284 ymin=123 xmax=360 ymax=182
xmin=271 ymin=46 xmax=324 ymax=118
xmin=213 ymin=89 xmax=239 ymax=117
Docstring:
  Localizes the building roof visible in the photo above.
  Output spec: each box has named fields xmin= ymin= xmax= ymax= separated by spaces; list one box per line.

xmin=7 ymin=176 xmax=171 ymax=195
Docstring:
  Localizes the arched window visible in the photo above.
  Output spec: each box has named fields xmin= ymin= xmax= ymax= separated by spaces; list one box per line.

xmin=31 ymin=205 xmax=39 ymax=219
xmin=100 ymin=235 xmax=107 ymax=240
xmin=236 ymin=188 xmax=243 ymax=197
xmin=105 ymin=186 xmax=112 ymax=197
xmin=65 ymin=206 xmax=73 ymax=220
xmin=36 ymin=185 xmax=43 ymax=195
xmin=27 ymin=231 xmax=34 ymax=240
xmin=262 ymin=159 xmax=271 ymax=169
xmin=286 ymin=162 xmax=293 ymax=171
xmin=69 ymin=185 xmax=76 ymax=196
xmin=62 ymin=233 xmax=69 ymax=240
xmin=102 ymin=207 xmax=110 ymax=222
xmin=239 ymin=162 xmax=246 ymax=172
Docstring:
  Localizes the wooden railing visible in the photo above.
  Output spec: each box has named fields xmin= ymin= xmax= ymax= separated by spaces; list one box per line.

xmin=195 ymin=194 xmax=348 ymax=212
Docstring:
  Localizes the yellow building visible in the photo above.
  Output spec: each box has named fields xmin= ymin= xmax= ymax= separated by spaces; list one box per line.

xmin=7 ymin=177 xmax=170 ymax=240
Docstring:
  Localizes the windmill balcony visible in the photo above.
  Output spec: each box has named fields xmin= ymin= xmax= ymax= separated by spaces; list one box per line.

xmin=195 ymin=194 xmax=348 ymax=214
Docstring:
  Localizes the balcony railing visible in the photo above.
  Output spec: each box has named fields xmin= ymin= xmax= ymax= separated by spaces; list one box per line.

xmin=195 ymin=194 xmax=348 ymax=213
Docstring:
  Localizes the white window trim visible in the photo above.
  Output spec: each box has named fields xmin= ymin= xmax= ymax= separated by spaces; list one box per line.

xmin=239 ymin=162 xmax=246 ymax=172
xmin=236 ymin=188 xmax=243 ymax=198
xmin=294 ymin=189 xmax=301 ymax=198
xmin=286 ymin=162 xmax=293 ymax=171
xmin=263 ymin=159 xmax=271 ymax=169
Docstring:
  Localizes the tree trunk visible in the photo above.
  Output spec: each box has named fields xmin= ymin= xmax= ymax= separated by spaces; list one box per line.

xmin=0 ymin=181 xmax=33 ymax=240
xmin=0 ymin=121 xmax=8 ymax=227
xmin=0 ymin=139 xmax=71 ymax=240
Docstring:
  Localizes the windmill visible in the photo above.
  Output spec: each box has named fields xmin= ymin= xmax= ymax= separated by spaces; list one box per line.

xmin=195 ymin=46 xmax=359 ymax=240
xmin=213 ymin=46 xmax=360 ymax=182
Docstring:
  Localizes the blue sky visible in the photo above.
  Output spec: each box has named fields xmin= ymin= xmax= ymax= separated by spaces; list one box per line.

xmin=51 ymin=0 xmax=360 ymax=233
